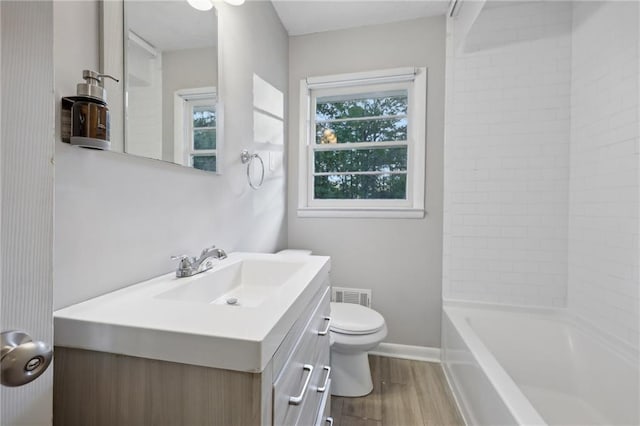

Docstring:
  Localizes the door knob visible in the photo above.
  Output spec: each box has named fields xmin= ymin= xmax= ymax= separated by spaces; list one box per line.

xmin=1 ymin=330 xmax=52 ymax=387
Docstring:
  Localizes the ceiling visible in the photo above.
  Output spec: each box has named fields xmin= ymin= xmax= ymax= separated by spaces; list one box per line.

xmin=271 ymin=0 xmax=450 ymax=36
xmin=127 ymin=1 xmax=217 ymax=51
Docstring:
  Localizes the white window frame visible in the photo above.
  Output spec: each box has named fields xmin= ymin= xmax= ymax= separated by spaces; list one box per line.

xmin=297 ymin=67 xmax=427 ymax=218
xmin=173 ymin=87 xmax=220 ymax=174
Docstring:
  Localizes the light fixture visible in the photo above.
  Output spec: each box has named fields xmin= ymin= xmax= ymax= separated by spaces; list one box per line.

xmin=187 ymin=0 xmax=244 ymax=9
xmin=187 ymin=0 xmax=213 ymax=11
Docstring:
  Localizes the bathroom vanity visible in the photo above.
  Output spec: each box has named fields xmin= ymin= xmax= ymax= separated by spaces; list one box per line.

xmin=53 ymin=253 xmax=332 ymax=426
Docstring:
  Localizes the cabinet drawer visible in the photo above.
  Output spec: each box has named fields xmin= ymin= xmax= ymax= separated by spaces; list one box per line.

xmin=299 ymin=350 xmax=330 ymax=426
xmin=273 ymin=288 xmax=330 ymax=426
xmin=314 ymin=379 xmax=332 ymax=426
xmin=273 ymin=279 xmax=330 ymax=376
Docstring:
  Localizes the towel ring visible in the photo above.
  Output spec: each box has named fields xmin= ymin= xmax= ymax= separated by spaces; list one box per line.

xmin=240 ymin=149 xmax=264 ymax=190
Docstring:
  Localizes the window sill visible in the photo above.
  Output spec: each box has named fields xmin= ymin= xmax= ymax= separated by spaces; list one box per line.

xmin=297 ymin=207 xmax=425 ymax=219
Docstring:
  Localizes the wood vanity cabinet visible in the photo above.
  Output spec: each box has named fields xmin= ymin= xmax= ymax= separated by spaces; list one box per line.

xmin=53 ymin=284 xmax=331 ymax=426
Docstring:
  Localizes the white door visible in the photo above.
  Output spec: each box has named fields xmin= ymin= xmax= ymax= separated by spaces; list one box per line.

xmin=0 ymin=1 xmax=55 ymax=425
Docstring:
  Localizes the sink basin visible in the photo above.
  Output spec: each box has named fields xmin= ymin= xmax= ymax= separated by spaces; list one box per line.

xmin=155 ymin=258 xmax=306 ymax=307
xmin=53 ymin=252 xmax=331 ymax=372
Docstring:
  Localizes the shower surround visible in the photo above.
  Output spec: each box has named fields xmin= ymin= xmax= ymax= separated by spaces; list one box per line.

xmin=442 ymin=1 xmax=639 ymax=424
xmin=443 ymin=0 xmax=639 ymax=351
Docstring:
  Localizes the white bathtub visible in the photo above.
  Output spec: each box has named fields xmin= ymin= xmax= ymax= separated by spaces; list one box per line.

xmin=442 ymin=303 xmax=639 ymax=426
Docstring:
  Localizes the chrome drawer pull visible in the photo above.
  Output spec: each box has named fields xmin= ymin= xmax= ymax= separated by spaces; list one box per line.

xmin=317 ymin=365 xmax=331 ymax=393
xmin=289 ymin=364 xmax=314 ymax=405
xmin=326 ymin=417 xmax=334 ymax=425
xmin=318 ymin=316 xmax=331 ymax=336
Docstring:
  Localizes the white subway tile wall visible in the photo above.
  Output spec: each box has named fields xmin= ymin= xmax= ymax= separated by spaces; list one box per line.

xmin=443 ymin=2 xmax=573 ymax=307
xmin=568 ymin=2 xmax=639 ymax=351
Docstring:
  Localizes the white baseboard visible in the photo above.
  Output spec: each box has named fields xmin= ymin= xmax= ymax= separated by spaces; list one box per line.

xmin=368 ymin=343 xmax=441 ymax=362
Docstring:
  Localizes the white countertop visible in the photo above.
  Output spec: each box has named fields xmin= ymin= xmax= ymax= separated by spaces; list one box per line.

xmin=54 ymin=252 xmax=331 ymax=372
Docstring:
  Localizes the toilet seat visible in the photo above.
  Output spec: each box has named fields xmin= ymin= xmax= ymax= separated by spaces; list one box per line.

xmin=330 ymin=302 xmax=385 ymax=335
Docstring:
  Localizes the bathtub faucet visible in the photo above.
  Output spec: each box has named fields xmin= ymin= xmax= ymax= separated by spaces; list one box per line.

xmin=171 ymin=246 xmax=227 ymax=278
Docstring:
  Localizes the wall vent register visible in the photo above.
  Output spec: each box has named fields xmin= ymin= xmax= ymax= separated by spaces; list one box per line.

xmin=331 ymin=287 xmax=371 ymax=308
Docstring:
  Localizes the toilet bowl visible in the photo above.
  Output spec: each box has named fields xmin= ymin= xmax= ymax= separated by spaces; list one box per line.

xmin=330 ymin=302 xmax=387 ymax=397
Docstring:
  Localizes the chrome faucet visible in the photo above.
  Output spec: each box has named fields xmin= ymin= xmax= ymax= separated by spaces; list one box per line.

xmin=171 ymin=246 xmax=227 ymax=278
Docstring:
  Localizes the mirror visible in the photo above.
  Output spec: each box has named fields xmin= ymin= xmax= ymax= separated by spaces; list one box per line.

xmin=123 ymin=1 xmax=219 ymax=172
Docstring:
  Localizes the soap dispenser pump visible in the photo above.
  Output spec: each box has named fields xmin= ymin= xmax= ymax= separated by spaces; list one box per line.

xmin=61 ymin=70 xmax=119 ymax=150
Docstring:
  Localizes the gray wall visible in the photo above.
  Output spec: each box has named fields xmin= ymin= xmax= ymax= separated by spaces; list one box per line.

xmin=287 ymin=17 xmax=446 ymax=348
xmin=54 ymin=1 xmax=289 ymax=309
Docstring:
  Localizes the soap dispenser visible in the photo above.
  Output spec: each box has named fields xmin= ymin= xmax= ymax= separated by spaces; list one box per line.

xmin=61 ymin=70 xmax=119 ymax=150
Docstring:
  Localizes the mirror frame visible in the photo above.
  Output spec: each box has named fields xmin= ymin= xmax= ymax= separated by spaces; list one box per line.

xmin=98 ymin=0 xmax=224 ymax=174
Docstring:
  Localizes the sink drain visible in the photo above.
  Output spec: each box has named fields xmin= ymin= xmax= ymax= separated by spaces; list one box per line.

xmin=226 ymin=297 xmax=238 ymax=305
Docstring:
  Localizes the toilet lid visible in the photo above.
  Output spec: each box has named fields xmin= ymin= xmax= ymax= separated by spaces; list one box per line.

xmin=330 ymin=302 xmax=385 ymax=335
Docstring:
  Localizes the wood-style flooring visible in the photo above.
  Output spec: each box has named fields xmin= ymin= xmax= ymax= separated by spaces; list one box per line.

xmin=330 ymin=356 xmax=464 ymax=426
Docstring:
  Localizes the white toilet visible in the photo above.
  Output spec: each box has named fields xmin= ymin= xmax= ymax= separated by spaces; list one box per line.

xmin=276 ymin=250 xmax=387 ymax=397
xmin=330 ymin=302 xmax=387 ymax=397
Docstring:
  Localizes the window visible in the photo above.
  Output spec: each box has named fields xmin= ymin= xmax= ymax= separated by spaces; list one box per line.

xmin=298 ymin=68 xmax=427 ymax=218
xmin=174 ymin=87 xmax=218 ymax=173
xmin=186 ymin=99 xmax=217 ymax=172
